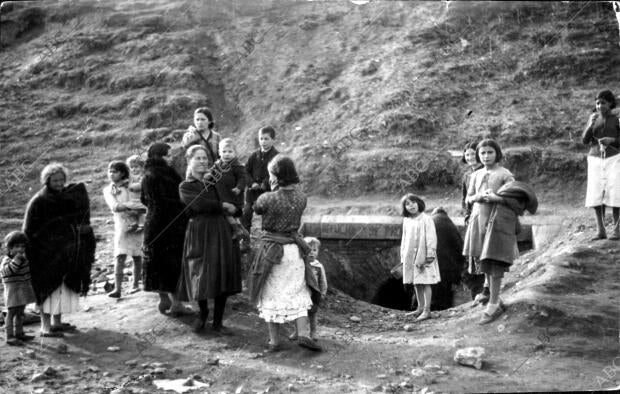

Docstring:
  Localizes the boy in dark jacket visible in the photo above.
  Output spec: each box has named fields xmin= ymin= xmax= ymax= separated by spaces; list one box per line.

xmin=241 ymin=126 xmax=279 ymax=232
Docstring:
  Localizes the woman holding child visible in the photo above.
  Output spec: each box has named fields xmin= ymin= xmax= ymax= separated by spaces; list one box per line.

xmin=23 ymin=163 xmax=95 ymax=337
xmin=248 ymin=154 xmax=322 ymax=352
xmin=177 ymin=145 xmax=242 ymax=334
xmin=141 ymin=143 xmax=189 ymax=315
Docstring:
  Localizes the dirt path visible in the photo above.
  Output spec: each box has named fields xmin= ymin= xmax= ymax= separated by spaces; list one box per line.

xmin=1 ymin=198 xmax=618 ymax=393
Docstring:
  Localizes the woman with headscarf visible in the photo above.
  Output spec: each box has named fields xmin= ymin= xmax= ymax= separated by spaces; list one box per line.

xmin=23 ymin=163 xmax=95 ymax=337
xmin=177 ymin=145 xmax=242 ymax=334
xmin=141 ymin=142 xmax=190 ymax=315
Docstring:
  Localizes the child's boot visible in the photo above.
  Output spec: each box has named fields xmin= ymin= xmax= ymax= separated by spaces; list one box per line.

xmin=108 ymin=274 xmax=123 ymax=298
xmin=5 ymin=319 xmax=21 ymax=346
xmin=15 ymin=314 xmax=34 ymax=341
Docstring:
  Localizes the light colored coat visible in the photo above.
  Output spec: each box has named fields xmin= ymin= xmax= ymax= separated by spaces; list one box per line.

xmin=103 ymin=182 xmax=143 ymax=257
xmin=400 ymin=213 xmax=441 ymax=285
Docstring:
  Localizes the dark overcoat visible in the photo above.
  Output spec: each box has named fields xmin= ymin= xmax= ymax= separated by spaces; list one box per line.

xmin=141 ymin=157 xmax=188 ymax=292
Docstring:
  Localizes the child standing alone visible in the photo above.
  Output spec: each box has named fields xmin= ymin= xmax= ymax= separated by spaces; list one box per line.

xmin=103 ymin=161 xmax=144 ymax=298
xmin=400 ymin=194 xmax=441 ymax=322
xmin=582 ymin=90 xmax=620 ymax=240
xmin=289 ymin=237 xmax=327 ymax=341
xmin=463 ymin=139 xmax=515 ymax=321
xmin=1 ymin=231 xmax=36 ymax=345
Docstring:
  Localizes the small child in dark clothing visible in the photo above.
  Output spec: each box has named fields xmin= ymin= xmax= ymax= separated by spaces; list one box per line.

xmin=289 ymin=237 xmax=327 ymax=341
xmin=241 ymin=126 xmax=279 ymax=233
xmin=1 ymin=231 xmax=36 ymax=345
xmin=206 ymin=138 xmax=248 ymax=240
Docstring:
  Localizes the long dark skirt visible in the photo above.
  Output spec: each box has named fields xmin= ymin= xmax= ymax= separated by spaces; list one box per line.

xmin=142 ymin=212 xmax=187 ymax=293
xmin=177 ymin=215 xmax=242 ymax=301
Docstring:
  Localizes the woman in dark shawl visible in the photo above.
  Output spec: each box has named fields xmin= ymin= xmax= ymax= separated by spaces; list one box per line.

xmin=177 ymin=145 xmax=242 ymax=334
xmin=141 ymin=142 xmax=190 ymax=314
xmin=23 ymin=163 xmax=95 ymax=337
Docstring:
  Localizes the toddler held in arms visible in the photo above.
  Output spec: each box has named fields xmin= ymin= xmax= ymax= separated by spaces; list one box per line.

xmin=206 ymin=138 xmax=249 ymax=241
xmin=124 ymin=155 xmax=147 ymax=233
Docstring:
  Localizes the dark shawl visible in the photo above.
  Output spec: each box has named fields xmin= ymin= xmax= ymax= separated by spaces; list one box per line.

xmin=23 ymin=183 xmax=95 ymax=303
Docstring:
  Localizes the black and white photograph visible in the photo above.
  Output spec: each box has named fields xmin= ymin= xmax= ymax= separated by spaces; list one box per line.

xmin=0 ymin=0 xmax=619 ymax=392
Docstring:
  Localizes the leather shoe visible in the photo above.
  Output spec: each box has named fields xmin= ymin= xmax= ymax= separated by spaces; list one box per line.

xmin=297 ymin=336 xmax=322 ymax=352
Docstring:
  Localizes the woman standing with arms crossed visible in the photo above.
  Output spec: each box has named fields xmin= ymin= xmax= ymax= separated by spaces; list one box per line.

xmin=177 ymin=145 xmax=241 ymax=334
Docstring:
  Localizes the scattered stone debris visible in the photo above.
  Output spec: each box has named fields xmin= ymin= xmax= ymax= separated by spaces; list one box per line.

xmin=56 ymin=344 xmax=68 ymax=354
xmin=404 ymin=324 xmax=414 ymax=332
xmin=43 ymin=366 xmax=56 ymax=376
xmin=152 ymin=367 xmax=166 ymax=375
xmin=106 ymin=346 xmax=121 ymax=352
xmin=349 ymin=316 xmax=361 ymax=323
xmin=153 ymin=378 xmax=210 ymax=393
xmin=206 ymin=358 xmax=219 ymax=366
xmin=454 ymin=347 xmax=485 ymax=370
xmin=110 ymin=388 xmax=131 ymax=394
xmin=410 ymin=368 xmax=426 ymax=378
xmin=31 ymin=372 xmax=46 ymax=382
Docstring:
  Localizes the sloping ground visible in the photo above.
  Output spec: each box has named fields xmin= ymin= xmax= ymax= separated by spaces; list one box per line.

xmin=1 ymin=1 xmax=620 ymax=218
xmin=0 ymin=3 xmax=618 ymax=391
xmin=0 ymin=210 xmax=617 ymax=393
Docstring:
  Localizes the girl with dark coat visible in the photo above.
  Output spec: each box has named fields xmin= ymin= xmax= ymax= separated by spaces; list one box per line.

xmin=141 ymin=143 xmax=190 ymax=315
xmin=23 ymin=163 xmax=95 ymax=337
xmin=177 ymin=145 xmax=242 ymax=334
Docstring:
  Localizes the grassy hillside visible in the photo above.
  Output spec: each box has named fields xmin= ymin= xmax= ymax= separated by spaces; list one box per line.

xmin=1 ymin=0 xmax=619 ymax=217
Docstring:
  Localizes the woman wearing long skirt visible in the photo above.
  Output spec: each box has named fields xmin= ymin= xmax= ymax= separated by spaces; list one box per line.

xmin=177 ymin=145 xmax=242 ymax=334
xmin=23 ymin=163 xmax=95 ymax=337
xmin=248 ymin=154 xmax=322 ymax=352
